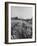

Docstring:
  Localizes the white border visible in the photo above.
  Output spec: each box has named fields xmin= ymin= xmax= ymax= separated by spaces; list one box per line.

xmin=8 ymin=3 xmax=35 ymax=43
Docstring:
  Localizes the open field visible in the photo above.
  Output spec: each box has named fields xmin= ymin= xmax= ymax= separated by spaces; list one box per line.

xmin=11 ymin=19 xmax=32 ymax=39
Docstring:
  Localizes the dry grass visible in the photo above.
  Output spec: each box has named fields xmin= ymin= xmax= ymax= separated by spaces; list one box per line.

xmin=11 ymin=19 xmax=32 ymax=39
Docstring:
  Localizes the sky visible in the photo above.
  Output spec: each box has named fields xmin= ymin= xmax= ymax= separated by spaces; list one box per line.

xmin=11 ymin=6 xmax=32 ymax=19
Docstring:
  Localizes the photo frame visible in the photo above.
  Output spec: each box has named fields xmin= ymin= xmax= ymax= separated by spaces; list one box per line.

xmin=5 ymin=2 xmax=36 ymax=44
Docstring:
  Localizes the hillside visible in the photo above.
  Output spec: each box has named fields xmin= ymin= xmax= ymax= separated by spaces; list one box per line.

xmin=11 ymin=17 xmax=32 ymax=39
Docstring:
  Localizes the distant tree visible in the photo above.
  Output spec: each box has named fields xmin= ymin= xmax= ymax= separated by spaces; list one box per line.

xmin=15 ymin=17 xmax=18 ymax=19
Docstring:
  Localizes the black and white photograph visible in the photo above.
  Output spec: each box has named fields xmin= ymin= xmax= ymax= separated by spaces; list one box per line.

xmin=11 ymin=6 xmax=32 ymax=39
xmin=5 ymin=2 xmax=36 ymax=44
